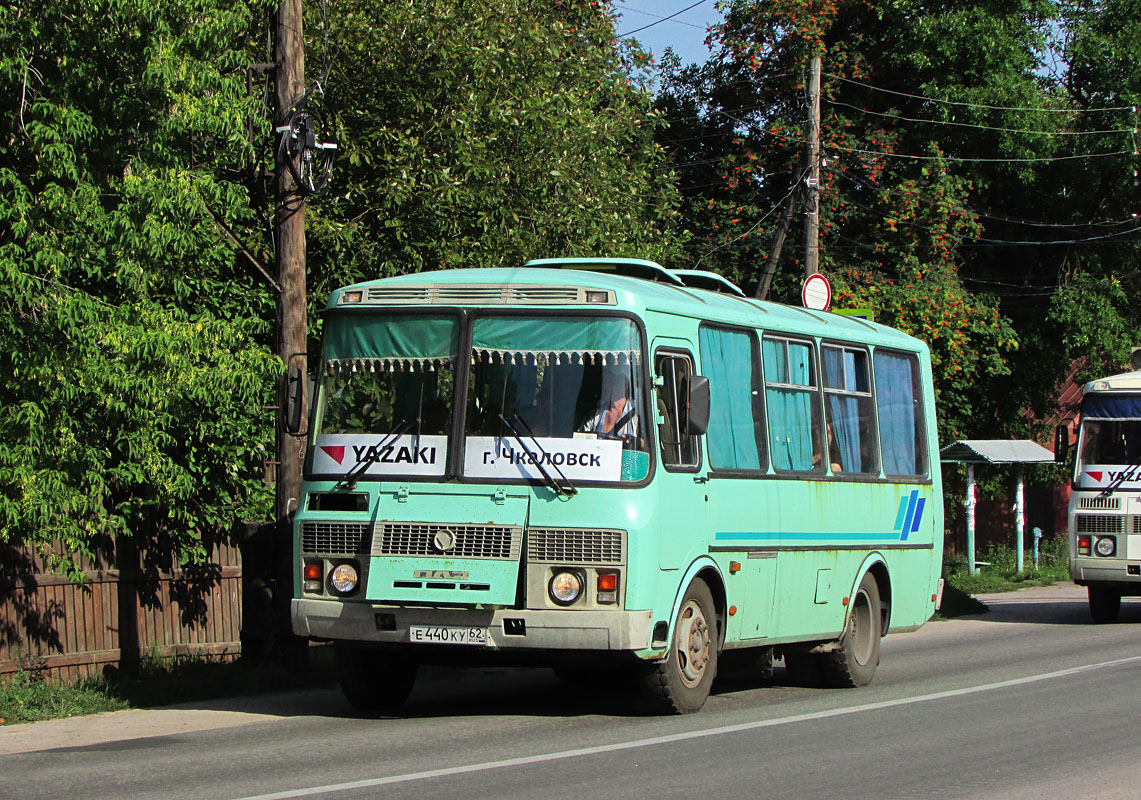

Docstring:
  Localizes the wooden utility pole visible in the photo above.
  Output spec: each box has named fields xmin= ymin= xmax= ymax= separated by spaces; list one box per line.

xmin=273 ymin=0 xmax=308 ymax=664
xmin=274 ymin=0 xmax=307 ymax=525
xmin=802 ymin=55 xmax=822 ymax=278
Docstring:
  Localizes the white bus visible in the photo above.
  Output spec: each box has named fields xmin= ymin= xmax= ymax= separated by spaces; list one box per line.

xmin=1059 ymin=360 xmax=1141 ymax=622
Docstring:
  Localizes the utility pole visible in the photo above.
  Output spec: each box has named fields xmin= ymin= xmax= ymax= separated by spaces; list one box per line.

xmin=802 ymin=55 xmax=822 ymax=279
xmin=274 ymin=0 xmax=307 ymax=661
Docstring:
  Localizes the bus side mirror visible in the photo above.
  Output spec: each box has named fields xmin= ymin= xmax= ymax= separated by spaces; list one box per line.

xmin=684 ymin=375 xmax=710 ymax=437
xmin=284 ymin=366 xmax=305 ymax=434
xmin=1053 ymin=423 xmax=1069 ymax=464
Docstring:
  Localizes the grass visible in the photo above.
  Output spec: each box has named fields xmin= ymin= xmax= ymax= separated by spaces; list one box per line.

xmin=0 ymin=648 xmax=335 ymax=726
xmin=934 ymin=535 xmax=1071 ymax=619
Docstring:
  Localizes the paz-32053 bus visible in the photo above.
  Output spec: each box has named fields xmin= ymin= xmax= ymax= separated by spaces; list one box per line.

xmin=290 ymin=258 xmax=944 ymax=714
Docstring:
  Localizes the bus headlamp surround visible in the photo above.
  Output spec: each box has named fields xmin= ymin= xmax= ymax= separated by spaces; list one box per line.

xmin=548 ymin=569 xmax=585 ymax=606
xmin=1095 ymin=536 xmax=1116 ymax=557
xmin=329 ymin=562 xmax=360 ymax=595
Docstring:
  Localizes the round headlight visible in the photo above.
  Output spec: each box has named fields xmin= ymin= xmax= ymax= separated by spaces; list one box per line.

xmin=1095 ymin=537 xmax=1116 ymax=557
xmin=548 ymin=570 xmax=584 ymax=606
xmin=329 ymin=563 xmax=359 ymax=594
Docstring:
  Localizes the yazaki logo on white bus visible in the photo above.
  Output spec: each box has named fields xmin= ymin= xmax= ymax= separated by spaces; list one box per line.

xmin=1079 ymin=466 xmax=1141 ymax=488
xmin=313 ymin=434 xmax=448 ymax=477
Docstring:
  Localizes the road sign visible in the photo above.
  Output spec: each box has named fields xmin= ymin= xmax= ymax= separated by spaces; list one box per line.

xmin=801 ymin=273 xmax=831 ymax=311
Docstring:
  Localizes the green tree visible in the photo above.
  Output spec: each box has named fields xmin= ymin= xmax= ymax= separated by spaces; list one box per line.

xmin=0 ymin=1 xmax=280 ymax=575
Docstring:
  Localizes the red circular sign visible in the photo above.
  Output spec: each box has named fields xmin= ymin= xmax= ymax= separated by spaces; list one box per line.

xmin=801 ymin=273 xmax=832 ymax=311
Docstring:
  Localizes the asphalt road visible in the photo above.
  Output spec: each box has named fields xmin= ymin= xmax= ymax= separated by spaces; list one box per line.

xmin=5 ymin=583 xmax=1141 ymax=800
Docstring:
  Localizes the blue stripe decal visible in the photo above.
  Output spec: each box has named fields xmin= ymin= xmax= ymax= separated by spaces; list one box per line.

xmin=893 ymin=497 xmax=909 ymax=533
xmin=910 ymin=498 xmax=926 ymax=535
xmin=715 ymin=531 xmax=901 ymax=542
xmin=898 ymin=490 xmax=918 ymax=542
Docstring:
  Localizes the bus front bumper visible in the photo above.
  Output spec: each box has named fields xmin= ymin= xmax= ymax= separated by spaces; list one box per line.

xmin=1071 ymin=557 xmax=1141 ymax=591
xmin=292 ymin=598 xmax=654 ymax=651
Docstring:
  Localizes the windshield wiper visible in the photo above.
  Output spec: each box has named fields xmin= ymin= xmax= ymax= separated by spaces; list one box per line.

xmin=334 ymin=417 xmax=417 ymax=491
xmin=499 ymin=414 xmax=578 ymax=497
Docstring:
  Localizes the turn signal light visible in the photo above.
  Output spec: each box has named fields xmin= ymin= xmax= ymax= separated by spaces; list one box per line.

xmin=303 ymin=560 xmax=323 ymax=594
xmin=1078 ymin=534 xmax=1092 ymax=556
xmin=597 ymin=572 xmax=618 ymax=604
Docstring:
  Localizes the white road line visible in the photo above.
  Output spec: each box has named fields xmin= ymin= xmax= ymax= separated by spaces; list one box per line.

xmin=232 ymin=654 xmax=1141 ymax=800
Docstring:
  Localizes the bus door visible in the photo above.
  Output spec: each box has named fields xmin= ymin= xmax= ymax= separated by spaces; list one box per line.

xmin=652 ymin=342 xmax=706 ymax=571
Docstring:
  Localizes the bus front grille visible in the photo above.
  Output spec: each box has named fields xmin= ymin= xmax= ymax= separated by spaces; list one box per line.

xmin=527 ymin=528 xmax=626 ymax=565
xmin=1079 ymin=496 xmax=1120 ymax=510
xmin=363 ymin=284 xmax=602 ymax=306
xmin=372 ymin=522 xmax=523 ymax=560
xmin=301 ymin=521 xmax=372 ymax=555
xmin=1075 ymin=514 xmax=1126 ymax=535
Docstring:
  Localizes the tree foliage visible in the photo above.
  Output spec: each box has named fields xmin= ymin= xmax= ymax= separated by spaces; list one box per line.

xmin=653 ymin=0 xmax=1140 ymax=441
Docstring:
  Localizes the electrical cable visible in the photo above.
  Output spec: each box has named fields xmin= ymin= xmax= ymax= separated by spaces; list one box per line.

xmin=829 ymin=144 xmax=1133 ymax=163
xmin=826 ymin=99 xmax=1135 ymax=137
xmin=617 ymin=0 xmax=709 ymax=38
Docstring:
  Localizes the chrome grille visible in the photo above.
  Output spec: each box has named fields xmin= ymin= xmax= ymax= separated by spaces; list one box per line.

xmin=1076 ymin=514 xmax=1125 ymax=535
xmin=363 ymin=284 xmax=608 ymax=306
xmin=1079 ymin=496 xmax=1120 ymax=510
xmin=1133 ymin=516 xmax=1141 ymax=535
xmin=301 ymin=521 xmax=372 ymax=555
xmin=527 ymin=528 xmax=625 ymax=565
xmin=373 ymin=522 xmax=522 ymax=559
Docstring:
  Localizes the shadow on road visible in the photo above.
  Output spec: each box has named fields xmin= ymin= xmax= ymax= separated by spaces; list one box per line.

xmin=961 ymin=593 xmax=1141 ymax=626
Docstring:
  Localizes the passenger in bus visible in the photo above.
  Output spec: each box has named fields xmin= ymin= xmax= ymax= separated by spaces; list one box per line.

xmin=579 ymin=365 xmax=641 ymax=446
xmin=815 ymin=419 xmax=843 ymax=473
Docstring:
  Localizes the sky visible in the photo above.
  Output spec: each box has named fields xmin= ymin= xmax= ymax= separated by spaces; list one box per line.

xmin=612 ymin=0 xmax=724 ymax=67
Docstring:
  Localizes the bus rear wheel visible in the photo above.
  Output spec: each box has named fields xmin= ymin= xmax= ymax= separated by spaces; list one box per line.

xmin=642 ymin=579 xmax=719 ymax=714
xmin=1088 ymin=586 xmax=1121 ymax=624
xmin=335 ymin=645 xmax=417 ymax=715
xmin=820 ymin=572 xmax=882 ymax=688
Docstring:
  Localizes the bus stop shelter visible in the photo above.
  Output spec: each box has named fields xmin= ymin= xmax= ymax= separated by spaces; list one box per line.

xmin=940 ymin=439 xmax=1056 ymax=574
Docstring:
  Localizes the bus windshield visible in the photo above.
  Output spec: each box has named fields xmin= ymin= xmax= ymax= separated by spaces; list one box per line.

xmin=1076 ymin=393 xmax=1141 ymax=471
xmin=309 ymin=313 xmax=459 ymax=478
xmin=463 ymin=315 xmax=649 ymax=483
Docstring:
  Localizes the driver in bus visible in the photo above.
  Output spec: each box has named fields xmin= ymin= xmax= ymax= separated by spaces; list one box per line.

xmin=579 ymin=365 xmax=641 ymax=447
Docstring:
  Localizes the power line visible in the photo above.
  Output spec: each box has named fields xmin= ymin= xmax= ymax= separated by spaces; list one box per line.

xmin=617 ymin=4 xmax=706 ymax=30
xmin=829 ymin=144 xmax=1133 ymax=163
xmin=829 ymin=74 xmax=1137 ymax=114
xmin=617 ymin=0 xmax=710 ymax=38
xmin=826 ymin=100 xmax=1135 ymax=137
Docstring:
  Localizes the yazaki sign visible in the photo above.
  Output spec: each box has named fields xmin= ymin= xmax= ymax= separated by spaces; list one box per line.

xmin=313 ymin=434 xmax=448 ymax=477
xmin=801 ymin=273 xmax=832 ymax=311
xmin=1078 ymin=466 xmax=1141 ymax=489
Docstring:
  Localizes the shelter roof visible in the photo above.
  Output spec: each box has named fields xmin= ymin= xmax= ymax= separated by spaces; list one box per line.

xmin=940 ymin=440 xmax=1056 ymax=464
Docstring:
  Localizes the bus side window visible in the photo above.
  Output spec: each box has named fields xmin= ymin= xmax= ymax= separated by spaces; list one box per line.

xmin=655 ymin=352 xmax=699 ymax=469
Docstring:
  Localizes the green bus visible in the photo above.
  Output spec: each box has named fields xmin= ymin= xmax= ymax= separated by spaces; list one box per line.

xmin=290 ymin=258 xmax=944 ymax=714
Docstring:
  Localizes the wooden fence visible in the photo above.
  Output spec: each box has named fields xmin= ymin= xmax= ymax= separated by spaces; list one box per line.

xmin=0 ymin=526 xmax=279 ymax=684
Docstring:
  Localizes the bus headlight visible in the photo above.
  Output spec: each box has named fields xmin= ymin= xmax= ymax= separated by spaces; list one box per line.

xmin=329 ymin=562 xmax=360 ymax=595
xmin=1095 ymin=536 xmax=1116 ymax=557
xmin=548 ymin=570 xmax=584 ymax=606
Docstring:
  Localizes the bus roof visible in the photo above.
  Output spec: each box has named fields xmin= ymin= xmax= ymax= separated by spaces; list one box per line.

xmin=1083 ymin=370 xmax=1141 ymax=395
xmin=328 ymin=265 xmax=926 ymax=353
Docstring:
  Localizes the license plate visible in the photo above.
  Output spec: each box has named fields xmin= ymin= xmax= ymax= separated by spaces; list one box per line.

xmin=408 ymin=625 xmax=488 ymax=645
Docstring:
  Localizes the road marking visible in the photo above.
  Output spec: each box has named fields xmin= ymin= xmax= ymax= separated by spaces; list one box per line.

xmin=232 ymin=653 xmax=1141 ymax=800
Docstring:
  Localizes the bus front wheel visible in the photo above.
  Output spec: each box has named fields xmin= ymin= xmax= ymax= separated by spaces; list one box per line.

xmin=335 ymin=645 xmax=417 ymax=715
xmin=1088 ymin=586 xmax=1121 ymax=624
xmin=820 ymin=572 xmax=882 ymax=688
xmin=642 ymin=579 xmax=719 ymax=714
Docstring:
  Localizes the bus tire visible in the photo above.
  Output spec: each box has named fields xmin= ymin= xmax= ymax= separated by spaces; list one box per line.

xmin=1088 ymin=586 xmax=1121 ymax=624
xmin=642 ymin=579 xmax=718 ymax=714
xmin=335 ymin=645 xmax=417 ymax=715
xmin=821 ymin=572 xmax=882 ymax=688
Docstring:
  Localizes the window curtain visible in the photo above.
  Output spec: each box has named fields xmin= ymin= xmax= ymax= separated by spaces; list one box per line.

xmin=700 ymin=328 xmax=761 ymax=470
xmin=875 ymin=353 xmax=919 ymax=475
xmin=823 ymin=348 xmax=861 ymax=472
xmin=765 ymin=340 xmax=815 ymax=471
